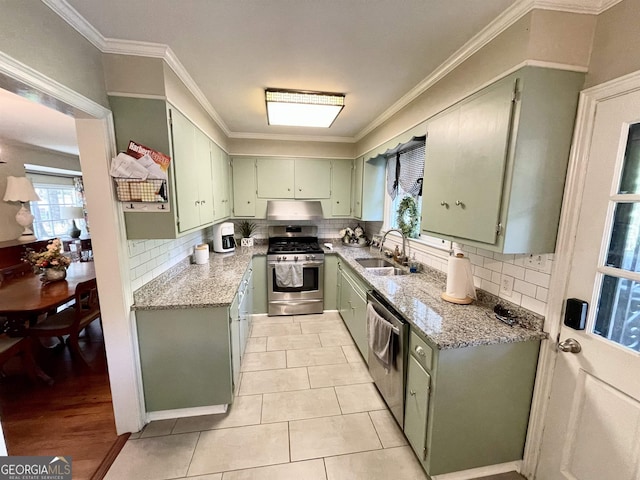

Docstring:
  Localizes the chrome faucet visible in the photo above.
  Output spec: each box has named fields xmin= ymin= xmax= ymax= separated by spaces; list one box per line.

xmin=380 ymin=229 xmax=408 ymax=264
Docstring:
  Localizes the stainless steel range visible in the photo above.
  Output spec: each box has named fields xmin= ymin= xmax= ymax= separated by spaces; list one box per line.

xmin=267 ymin=225 xmax=324 ymax=316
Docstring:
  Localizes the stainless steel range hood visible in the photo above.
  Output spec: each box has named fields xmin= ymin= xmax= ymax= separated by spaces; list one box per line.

xmin=266 ymin=200 xmax=324 ymax=221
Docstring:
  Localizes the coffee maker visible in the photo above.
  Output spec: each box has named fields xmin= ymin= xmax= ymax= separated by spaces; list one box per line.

xmin=212 ymin=222 xmax=236 ymax=253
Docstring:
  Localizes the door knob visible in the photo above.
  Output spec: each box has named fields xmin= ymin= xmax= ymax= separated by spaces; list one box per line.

xmin=558 ymin=338 xmax=582 ymax=353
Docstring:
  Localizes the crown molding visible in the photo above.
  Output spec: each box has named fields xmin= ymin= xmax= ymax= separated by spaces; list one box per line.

xmin=41 ymin=0 xmax=106 ymax=50
xmin=354 ymin=0 xmax=537 ymax=141
xmin=46 ymin=0 xmax=617 ymax=145
xmin=101 ymin=38 xmax=232 ymax=137
xmin=354 ymin=0 xmax=611 ymax=141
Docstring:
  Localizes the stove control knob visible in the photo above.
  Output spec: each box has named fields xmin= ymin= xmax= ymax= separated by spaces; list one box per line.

xmin=277 ymin=256 xmax=282 ymax=262
xmin=311 ymin=255 xmax=316 ymax=260
xmin=294 ymin=256 xmax=299 ymax=262
xmin=305 ymin=255 xmax=311 ymax=261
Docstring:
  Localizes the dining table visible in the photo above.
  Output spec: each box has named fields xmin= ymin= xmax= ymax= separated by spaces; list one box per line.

xmin=0 ymin=261 xmax=97 ymax=336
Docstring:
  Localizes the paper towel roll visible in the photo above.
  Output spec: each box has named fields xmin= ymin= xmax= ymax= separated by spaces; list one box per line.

xmin=194 ymin=244 xmax=209 ymax=265
xmin=441 ymin=254 xmax=476 ymax=304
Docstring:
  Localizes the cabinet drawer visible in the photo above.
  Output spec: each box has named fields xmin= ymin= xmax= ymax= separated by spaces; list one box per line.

xmin=410 ymin=331 xmax=433 ymax=372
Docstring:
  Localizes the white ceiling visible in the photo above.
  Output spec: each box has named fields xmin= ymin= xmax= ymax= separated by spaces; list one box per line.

xmin=65 ymin=0 xmax=517 ymax=141
xmin=0 ymin=0 xmax=527 ymax=156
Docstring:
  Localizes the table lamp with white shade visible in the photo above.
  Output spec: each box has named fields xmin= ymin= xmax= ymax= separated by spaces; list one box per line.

xmin=60 ymin=206 xmax=84 ymax=238
xmin=3 ymin=176 xmax=41 ymax=241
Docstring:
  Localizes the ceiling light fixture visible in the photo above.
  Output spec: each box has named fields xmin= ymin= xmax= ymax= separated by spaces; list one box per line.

xmin=265 ymin=89 xmax=345 ymax=128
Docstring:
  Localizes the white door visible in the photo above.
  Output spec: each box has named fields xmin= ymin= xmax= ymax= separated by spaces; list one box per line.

xmin=536 ymin=88 xmax=640 ymax=479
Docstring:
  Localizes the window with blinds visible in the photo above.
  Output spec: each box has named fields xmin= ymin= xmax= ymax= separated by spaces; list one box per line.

xmin=386 ymin=141 xmax=425 ymax=238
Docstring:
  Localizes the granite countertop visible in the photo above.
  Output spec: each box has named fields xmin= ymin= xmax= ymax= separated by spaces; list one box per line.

xmin=132 ymin=246 xmax=267 ymax=310
xmin=331 ymin=245 xmax=547 ymax=349
xmin=132 ymin=242 xmax=546 ymax=349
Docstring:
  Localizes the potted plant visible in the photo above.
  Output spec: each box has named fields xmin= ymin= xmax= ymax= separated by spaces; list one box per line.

xmin=237 ymin=220 xmax=257 ymax=247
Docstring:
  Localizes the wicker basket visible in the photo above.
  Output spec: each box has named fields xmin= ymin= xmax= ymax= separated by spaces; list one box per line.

xmin=114 ymin=178 xmax=167 ymax=203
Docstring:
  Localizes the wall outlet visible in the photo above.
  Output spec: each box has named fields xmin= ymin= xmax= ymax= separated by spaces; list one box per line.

xmin=501 ymin=275 xmax=514 ymax=296
xmin=525 ymin=254 xmax=548 ymax=270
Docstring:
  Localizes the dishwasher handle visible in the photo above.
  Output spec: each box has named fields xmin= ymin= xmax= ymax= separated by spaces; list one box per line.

xmin=366 ymin=291 xmax=406 ymax=332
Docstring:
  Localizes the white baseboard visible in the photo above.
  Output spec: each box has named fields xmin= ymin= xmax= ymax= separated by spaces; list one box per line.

xmin=432 ymin=461 xmax=522 ymax=480
xmin=146 ymin=404 xmax=227 ymax=422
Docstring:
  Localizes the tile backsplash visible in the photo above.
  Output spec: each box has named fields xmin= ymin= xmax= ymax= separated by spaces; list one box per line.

xmin=128 ymin=227 xmax=212 ymax=292
xmin=367 ymin=224 xmax=552 ymax=317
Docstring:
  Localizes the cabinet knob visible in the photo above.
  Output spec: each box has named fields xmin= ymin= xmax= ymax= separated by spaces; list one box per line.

xmin=415 ymin=346 xmax=426 ymax=357
xmin=455 ymin=200 xmax=465 ymax=208
xmin=201 ymin=200 xmax=206 ymax=205
xmin=336 ymin=201 xmax=340 ymax=204
xmin=195 ymin=200 xmax=200 ymax=206
xmin=409 ymin=390 xmax=416 ymax=396
xmin=247 ymin=201 xmax=251 ymax=204
xmin=287 ymin=188 xmax=291 ymax=191
xmin=440 ymin=201 xmax=449 ymax=208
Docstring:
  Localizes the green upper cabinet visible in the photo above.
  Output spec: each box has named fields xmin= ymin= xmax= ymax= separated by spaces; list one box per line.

xmin=109 ymin=96 xmax=222 ymax=239
xmin=232 ymin=157 xmax=257 ymax=217
xmin=256 ymin=158 xmax=295 ymax=198
xmin=295 ymin=158 xmax=331 ymax=198
xmin=352 ymin=155 xmax=386 ymax=221
xmin=421 ymin=67 xmax=585 ymax=253
xmin=331 ymin=159 xmax=352 ymax=216
xmin=212 ymin=144 xmax=232 ymax=222
xmin=423 ymin=79 xmax=513 ymax=244
xmin=256 ymin=158 xmax=331 ymax=199
xmin=171 ymin=108 xmax=214 ymax=233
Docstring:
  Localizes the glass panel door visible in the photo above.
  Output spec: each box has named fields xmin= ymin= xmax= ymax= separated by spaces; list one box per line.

xmin=594 ymin=123 xmax=640 ymax=351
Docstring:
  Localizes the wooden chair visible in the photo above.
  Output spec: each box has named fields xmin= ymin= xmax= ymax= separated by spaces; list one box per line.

xmin=28 ymin=279 xmax=101 ymax=367
xmin=0 ymin=335 xmax=52 ymax=385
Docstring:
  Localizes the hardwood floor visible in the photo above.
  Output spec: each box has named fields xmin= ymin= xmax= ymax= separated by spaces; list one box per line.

xmin=0 ymin=322 xmax=119 ymax=480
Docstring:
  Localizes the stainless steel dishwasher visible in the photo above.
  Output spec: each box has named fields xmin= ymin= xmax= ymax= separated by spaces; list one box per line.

xmin=367 ymin=290 xmax=409 ymax=428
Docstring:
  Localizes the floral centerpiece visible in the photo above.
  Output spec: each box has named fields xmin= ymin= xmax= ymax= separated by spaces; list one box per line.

xmin=23 ymin=238 xmax=71 ymax=282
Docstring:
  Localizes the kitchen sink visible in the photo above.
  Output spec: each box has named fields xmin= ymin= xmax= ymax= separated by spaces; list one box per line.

xmin=355 ymin=258 xmax=395 ymax=268
xmin=368 ymin=267 xmax=408 ymax=276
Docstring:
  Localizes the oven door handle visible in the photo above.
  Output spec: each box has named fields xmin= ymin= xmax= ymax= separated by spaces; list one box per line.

xmin=269 ymin=261 xmax=324 ymax=267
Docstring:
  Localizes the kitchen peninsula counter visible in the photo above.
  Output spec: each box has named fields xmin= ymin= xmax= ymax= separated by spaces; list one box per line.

xmin=132 ymin=246 xmax=267 ymax=310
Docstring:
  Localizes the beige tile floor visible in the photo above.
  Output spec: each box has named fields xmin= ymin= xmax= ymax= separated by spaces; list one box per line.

xmin=105 ymin=311 xmax=427 ymax=480
xmin=105 ymin=312 xmax=525 ymax=480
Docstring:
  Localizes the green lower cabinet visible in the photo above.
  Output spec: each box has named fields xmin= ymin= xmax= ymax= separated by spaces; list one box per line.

xmin=229 ymin=295 xmax=241 ymax=390
xmin=404 ymin=355 xmax=431 ymax=463
xmin=136 ymin=263 xmax=256 ymax=414
xmin=404 ymin=332 xmax=540 ymax=476
xmin=324 ymin=255 xmax=338 ymax=310
xmin=337 ymin=261 xmax=368 ymax=362
xmin=251 ymin=255 xmax=268 ymax=315
xmin=136 ymin=307 xmax=233 ymax=412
